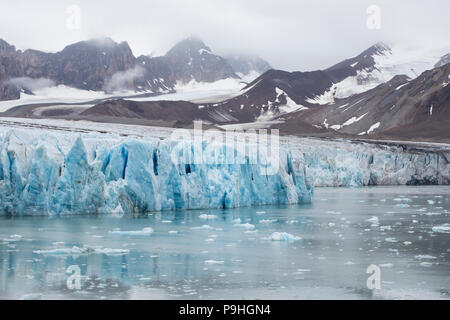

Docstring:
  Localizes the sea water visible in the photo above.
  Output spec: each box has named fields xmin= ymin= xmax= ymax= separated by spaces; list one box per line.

xmin=0 ymin=186 xmax=449 ymax=300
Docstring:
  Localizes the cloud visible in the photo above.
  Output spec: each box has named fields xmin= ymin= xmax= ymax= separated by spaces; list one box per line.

xmin=104 ymin=66 xmax=145 ymax=93
xmin=7 ymin=77 xmax=55 ymax=91
xmin=0 ymin=0 xmax=449 ymax=71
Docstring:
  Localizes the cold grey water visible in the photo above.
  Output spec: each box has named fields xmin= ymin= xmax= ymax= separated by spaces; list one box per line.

xmin=0 ymin=186 xmax=449 ymax=300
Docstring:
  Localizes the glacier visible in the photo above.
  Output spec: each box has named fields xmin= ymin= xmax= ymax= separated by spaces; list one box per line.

xmin=0 ymin=127 xmax=311 ymax=215
xmin=0 ymin=122 xmax=449 ymax=215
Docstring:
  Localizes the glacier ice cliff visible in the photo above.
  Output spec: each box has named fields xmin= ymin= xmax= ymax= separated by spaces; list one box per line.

xmin=293 ymin=140 xmax=450 ymax=187
xmin=0 ymin=127 xmax=449 ymax=215
xmin=0 ymin=129 xmax=311 ymax=215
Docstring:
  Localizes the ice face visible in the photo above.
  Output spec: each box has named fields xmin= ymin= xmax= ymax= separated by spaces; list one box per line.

xmin=0 ymin=126 xmax=449 ymax=215
xmin=0 ymin=130 xmax=312 ymax=215
xmin=297 ymin=141 xmax=450 ymax=187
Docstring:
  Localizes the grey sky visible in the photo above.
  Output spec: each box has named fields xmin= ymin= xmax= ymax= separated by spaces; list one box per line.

xmin=1 ymin=0 xmax=449 ymax=71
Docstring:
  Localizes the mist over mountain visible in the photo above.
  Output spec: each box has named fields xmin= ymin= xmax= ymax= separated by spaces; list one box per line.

xmin=0 ymin=36 xmax=271 ymax=101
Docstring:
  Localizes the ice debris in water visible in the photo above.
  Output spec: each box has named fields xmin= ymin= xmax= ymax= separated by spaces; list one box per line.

xmin=265 ymin=232 xmax=302 ymax=242
xmin=199 ymin=214 xmax=218 ymax=220
xmin=414 ymin=255 xmax=437 ymax=260
xmin=109 ymin=227 xmax=154 ymax=236
xmin=432 ymin=224 xmax=450 ymax=233
xmin=259 ymin=219 xmax=277 ymax=224
xmin=393 ymin=198 xmax=411 ymax=202
xmin=204 ymin=260 xmax=224 ymax=265
xmin=33 ymin=245 xmax=129 ymax=255
xmin=191 ymin=225 xmax=221 ymax=231
xmin=2 ymin=234 xmax=23 ymax=242
xmin=234 ymin=223 xmax=255 ymax=230
xmin=367 ymin=216 xmax=379 ymax=225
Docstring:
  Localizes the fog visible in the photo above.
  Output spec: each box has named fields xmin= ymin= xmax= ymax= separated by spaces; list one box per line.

xmin=0 ymin=0 xmax=449 ymax=71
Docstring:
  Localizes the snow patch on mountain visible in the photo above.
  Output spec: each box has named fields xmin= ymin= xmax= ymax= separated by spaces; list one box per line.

xmin=307 ymin=44 xmax=450 ymax=105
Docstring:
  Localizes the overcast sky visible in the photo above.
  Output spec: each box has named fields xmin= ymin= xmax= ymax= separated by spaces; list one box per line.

xmin=1 ymin=0 xmax=449 ymax=71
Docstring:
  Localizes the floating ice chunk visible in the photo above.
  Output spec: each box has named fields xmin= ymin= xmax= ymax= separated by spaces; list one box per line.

xmin=231 ymin=218 xmax=241 ymax=224
xmin=327 ymin=211 xmax=342 ymax=215
xmin=396 ymin=204 xmax=410 ymax=208
xmin=393 ymin=198 xmax=411 ymax=202
xmin=259 ymin=219 xmax=277 ymax=224
xmin=33 ymin=246 xmax=85 ymax=255
xmin=379 ymin=263 xmax=394 ymax=268
xmin=191 ymin=225 xmax=221 ymax=231
xmin=92 ymin=247 xmax=130 ymax=255
xmin=424 ymin=212 xmax=441 ymax=216
xmin=367 ymin=216 xmax=379 ymax=225
xmin=204 ymin=260 xmax=224 ymax=265
xmin=168 ymin=230 xmax=178 ymax=235
xmin=2 ymin=234 xmax=23 ymax=242
xmin=414 ymin=255 xmax=437 ymax=260
xmin=109 ymin=227 xmax=154 ymax=236
xmin=403 ymin=241 xmax=412 ymax=246
xmin=199 ymin=214 xmax=218 ymax=220
xmin=233 ymin=223 xmax=255 ymax=230
xmin=33 ymin=245 xmax=129 ymax=255
xmin=432 ymin=224 xmax=450 ymax=233
xmin=427 ymin=200 xmax=435 ymax=204
xmin=265 ymin=232 xmax=301 ymax=242
xmin=420 ymin=262 xmax=433 ymax=267
xmin=385 ymin=238 xmax=397 ymax=243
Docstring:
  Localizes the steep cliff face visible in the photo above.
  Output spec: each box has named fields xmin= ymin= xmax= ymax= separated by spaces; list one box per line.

xmin=0 ymin=37 xmax=140 ymax=98
xmin=57 ymin=38 xmax=137 ymax=90
xmin=0 ymin=129 xmax=312 ymax=215
xmin=0 ymin=37 xmax=243 ymax=100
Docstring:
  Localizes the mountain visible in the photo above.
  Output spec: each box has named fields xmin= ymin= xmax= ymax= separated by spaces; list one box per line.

xmin=78 ymin=98 xmax=222 ymax=126
xmin=135 ymin=37 xmax=238 ymax=93
xmin=183 ymin=43 xmax=393 ymax=122
xmin=225 ymin=54 xmax=272 ymax=78
xmin=190 ymin=42 xmax=450 ymax=124
xmin=57 ymin=38 xmax=137 ymax=91
xmin=0 ymin=37 xmax=140 ymax=99
xmin=435 ymin=53 xmax=450 ymax=68
xmin=0 ymin=37 xmax=245 ymax=101
xmin=276 ymin=63 xmax=450 ymax=141
xmin=163 ymin=37 xmax=237 ymax=83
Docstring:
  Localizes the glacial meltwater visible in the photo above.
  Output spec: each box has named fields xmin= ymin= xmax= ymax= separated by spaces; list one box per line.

xmin=1 ymin=186 xmax=449 ymax=300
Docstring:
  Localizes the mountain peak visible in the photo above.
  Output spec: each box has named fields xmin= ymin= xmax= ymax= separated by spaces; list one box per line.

xmin=0 ymin=38 xmax=16 ymax=55
xmin=366 ymin=41 xmax=391 ymax=56
xmin=166 ymin=37 xmax=212 ymax=57
xmin=225 ymin=54 xmax=272 ymax=76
